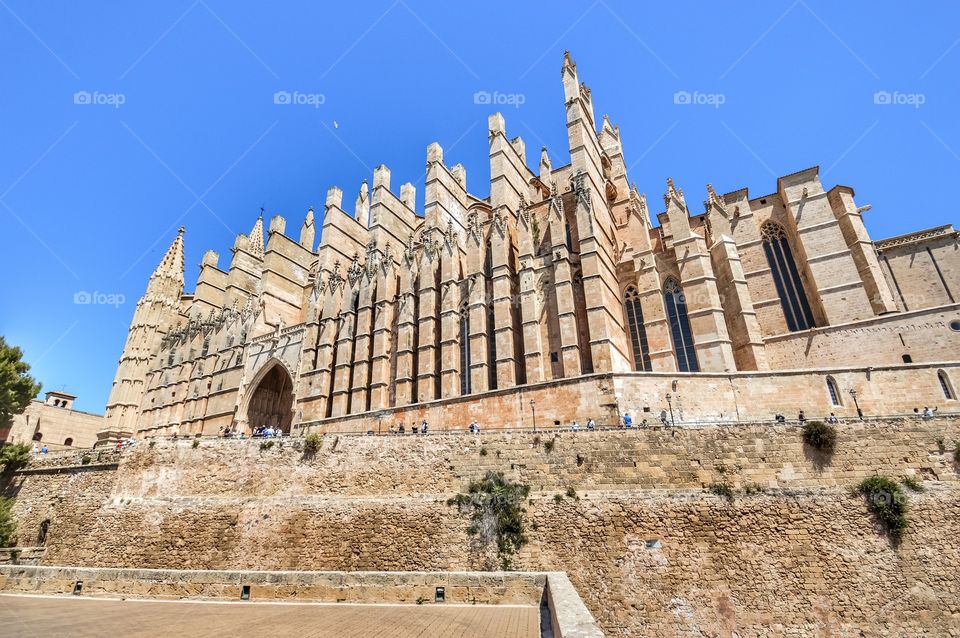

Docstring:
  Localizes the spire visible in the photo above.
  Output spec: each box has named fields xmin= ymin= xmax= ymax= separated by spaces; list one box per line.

xmin=664 ymin=177 xmax=686 ymax=209
xmin=355 ymin=180 xmax=370 ymax=227
xmin=249 ymin=213 xmax=265 ymax=258
xmin=705 ymin=183 xmax=727 ymax=216
xmin=300 ymin=206 xmax=316 ymax=250
xmin=601 ymin=114 xmax=618 ymax=137
xmin=539 ymin=146 xmax=552 ymax=175
xmin=146 ymin=227 xmax=185 ymax=298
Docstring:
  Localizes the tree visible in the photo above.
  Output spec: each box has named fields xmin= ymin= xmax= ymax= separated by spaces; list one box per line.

xmin=0 ymin=497 xmax=15 ymax=547
xmin=0 ymin=336 xmax=41 ymax=428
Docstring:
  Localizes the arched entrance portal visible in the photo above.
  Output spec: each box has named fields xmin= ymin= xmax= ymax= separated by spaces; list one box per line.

xmin=245 ymin=364 xmax=294 ymax=434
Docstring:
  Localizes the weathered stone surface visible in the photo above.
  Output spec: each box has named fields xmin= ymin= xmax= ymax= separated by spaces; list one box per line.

xmin=4 ymin=418 xmax=959 ymax=636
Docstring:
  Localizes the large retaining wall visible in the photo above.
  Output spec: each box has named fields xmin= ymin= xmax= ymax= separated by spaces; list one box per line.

xmin=3 ymin=417 xmax=960 ymax=636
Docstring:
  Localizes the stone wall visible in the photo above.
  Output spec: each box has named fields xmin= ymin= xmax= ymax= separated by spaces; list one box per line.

xmin=282 ymin=363 xmax=960 ymax=435
xmin=0 ymin=566 xmax=545 ymax=605
xmin=763 ymin=304 xmax=960 ymax=368
xmin=2 ymin=399 xmax=105 ymax=449
xmin=3 ymin=418 xmax=960 ymax=637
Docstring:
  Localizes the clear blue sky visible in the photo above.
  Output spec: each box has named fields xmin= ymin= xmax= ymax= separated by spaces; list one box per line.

xmin=2 ymin=1 xmax=958 ymax=413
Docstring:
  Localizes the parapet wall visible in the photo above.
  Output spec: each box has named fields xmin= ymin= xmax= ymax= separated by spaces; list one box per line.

xmin=0 ymin=566 xmax=544 ymax=605
xmin=4 ymin=417 xmax=960 ymax=637
xmin=291 ymin=363 xmax=960 ymax=435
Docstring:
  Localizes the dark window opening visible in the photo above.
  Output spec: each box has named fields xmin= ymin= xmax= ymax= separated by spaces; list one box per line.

xmin=826 ymin=378 xmax=840 ymax=406
xmin=761 ymin=222 xmax=815 ymax=332
xmin=664 ymin=279 xmax=699 ymax=372
xmin=459 ymin=311 xmax=471 ymax=395
xmin=939 ymin=371 xmax=953 ymax=400
xmin=624 ymin=287 xmax=652 ymax=371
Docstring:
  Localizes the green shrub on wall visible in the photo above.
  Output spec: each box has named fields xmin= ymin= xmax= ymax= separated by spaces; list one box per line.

xmin=0 ymin=443 xmax=31 ymax=472
xmin=302 ymin=433 xmax=321 ymax=457
xmin=802 ymin=421 xmax=837 ymax=454
xmin=707 ymin=482 xmax=735 ymax=502
xmin=0 ymin=497 xmax=16 ymax=547
xmin=857 ymin=475 xmax=908 ymax=542
xmin=448 ymin=471 xmax=530 ymax=570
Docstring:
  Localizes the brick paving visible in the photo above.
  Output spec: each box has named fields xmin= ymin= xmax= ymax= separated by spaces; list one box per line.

xmin=0 ymin=595 xmax=540 ymax=637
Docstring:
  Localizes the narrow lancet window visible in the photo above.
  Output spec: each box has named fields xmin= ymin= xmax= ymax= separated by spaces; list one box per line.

xmin=624 ymin=287 xmax=652 ymax=371
xmin=761 ymin=222 xmax=815 ymax=332
xmin=664 ymin=279 xmax=699 ymax=372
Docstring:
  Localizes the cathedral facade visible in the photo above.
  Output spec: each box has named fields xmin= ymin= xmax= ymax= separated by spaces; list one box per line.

xmin=104 ymin=53 xmax=960 ymax=437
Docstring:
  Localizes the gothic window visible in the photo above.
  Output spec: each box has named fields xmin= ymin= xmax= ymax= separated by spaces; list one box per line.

xmin=565 ymin=222 xmax=573 ymax=252
xmin=761 ymin=222 xmax=815 ymax=332
xmin=826 ymin=377 xmax=841 ymax=406
xmin=487 ymin=307 xmax=497 ymax=390
xmin=664 ymin=279 xmax=699 ymax=372
xmin=460 ymin=309 xmax=471 ymax=395
xmin=484 ymin=241 xmax=493 ymax=278
xmin=623 ymin=287 xmax=652 ymax=371
xmin=939 ymin=370 xmax=954 ymax=400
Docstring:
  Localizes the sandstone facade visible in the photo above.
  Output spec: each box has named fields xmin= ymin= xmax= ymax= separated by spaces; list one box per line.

xmin=1 ymin=391 xmax=104 ymax=449
xmin=100 ymin=52 xmax=960 ymax=439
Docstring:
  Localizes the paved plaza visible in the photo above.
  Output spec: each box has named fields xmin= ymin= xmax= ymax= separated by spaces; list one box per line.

xmin=0 ymin=594 xmax=540 ymax=637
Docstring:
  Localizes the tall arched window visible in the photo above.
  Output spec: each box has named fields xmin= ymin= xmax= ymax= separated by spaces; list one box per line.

xmin=938 ymin=370 xmax=953 ymax=400
xmin=826 ymin=377 xmax=841 ymax=406
xmin=664 ymin=279 xmax=699 ymax=372
xmin=624 ymin=287 xmax=652 ymax=371
xmin=762 ymin=222 xmax=815 ymax=332
xmin=460 ymin=309 xmax=471 ymax=395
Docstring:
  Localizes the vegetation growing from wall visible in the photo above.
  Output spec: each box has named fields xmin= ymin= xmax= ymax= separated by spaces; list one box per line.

xmin=0 ymin=443 xmax=31 ymax=472
xmin=857 ymin=475 xmax=908 ymax=542
xmin=707 ymin=482 xmax=735 ymax=501
xmin=0 ymin=497 xmax=16 ymax=547
xmin=448 ymin=471 xmax=530 ymax=570
xmin=901 ymin=477 xmax=924 ymax=492
xmin=802 ymin=420 xmax=837 ymax=454
xmin=302 ymin=433 xmax=321 ymax=457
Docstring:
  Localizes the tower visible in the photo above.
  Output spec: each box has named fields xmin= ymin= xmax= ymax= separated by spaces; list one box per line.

xmin=103 ymin=228 xmax=186 ymax=433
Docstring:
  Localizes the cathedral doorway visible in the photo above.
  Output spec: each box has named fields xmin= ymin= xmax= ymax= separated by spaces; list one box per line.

xmin=244 ymin=363 xmax=294 ymax=434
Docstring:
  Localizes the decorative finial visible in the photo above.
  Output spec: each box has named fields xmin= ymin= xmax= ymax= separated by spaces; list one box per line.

xmin=178 ymin=226 xmax=185 ymax=236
